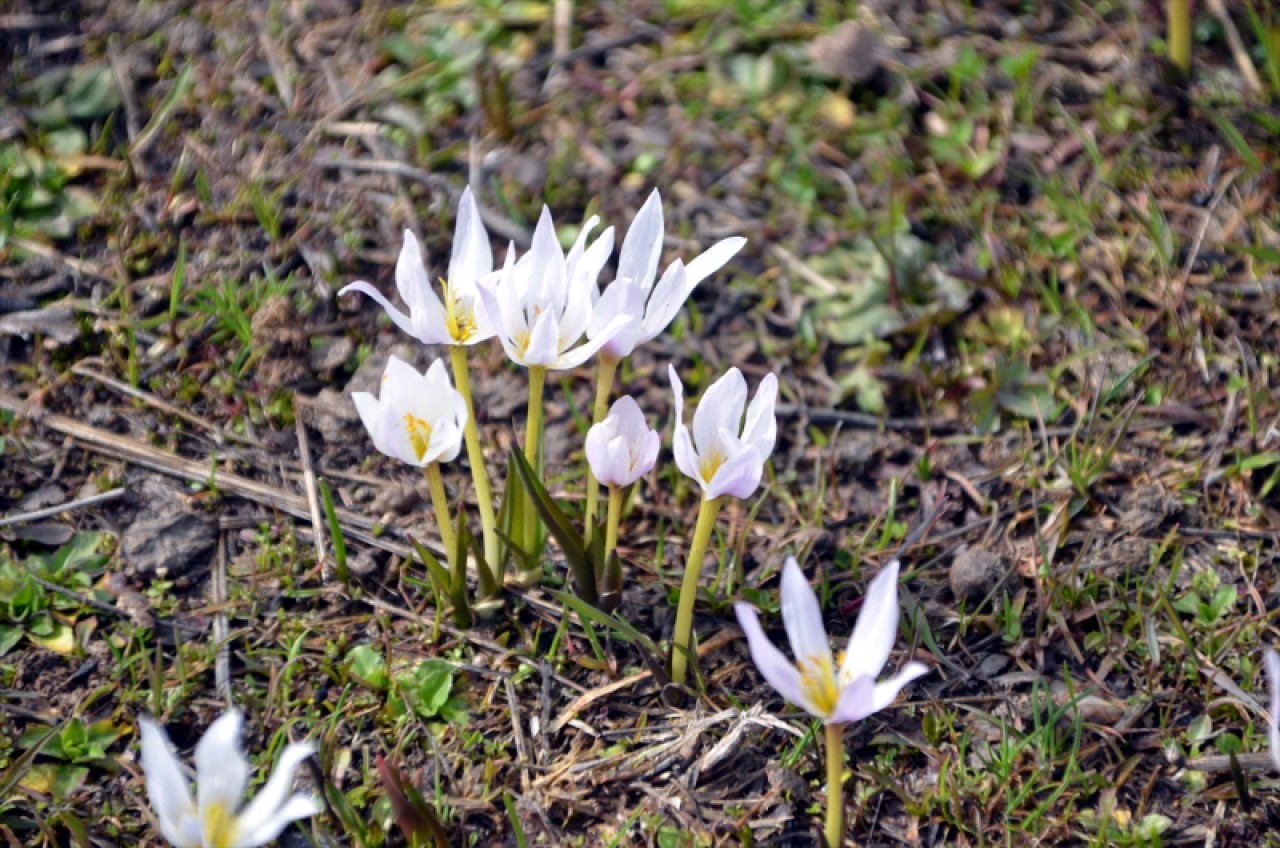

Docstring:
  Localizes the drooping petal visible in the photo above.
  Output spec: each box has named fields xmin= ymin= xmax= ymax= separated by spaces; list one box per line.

xmin=338 ymin=282 xmax=420 ymax=341
xmin=734 ymin=602 xmax=810 ymax=714
xmin=1267 ymin=649 xmax=1280 ymax=772
xmin=779 ymin=557 xmax=832 ymax=681
xmin=231 ymin=742 xmax=316 ymax=842
xmin=703 ymin=440 xmax=763 ymax=500
xmin=138 ymin=718 xmax=199 ymax=848
xmin=617 ymin=189 xmax=664 ymax=294
xmin=448 ymin=187 xmax=493 ymax=293
xmin=692 ymin=368 xmax=748 ymax=458
xmin=232 ymin=794 xmax=324 ymax=848
xmin=838 ymin=560 xmax=902 ymax=684
xmin=740 ymin=372 xmax=778 ymax=459
xmin=683 ymin=236 xmax=746 ymax=290
xmin=194 ymin=710 xmax=250 ymax=818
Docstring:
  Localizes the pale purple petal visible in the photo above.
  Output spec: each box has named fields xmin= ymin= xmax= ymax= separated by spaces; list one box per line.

xmin=692 ymin=368 xmax=747 ymax=458
xmin=703 ymin=441 xmax=763 ymax=500
xmin=741 ymin=372 xmax=778 ymax=459
xmin=639 ymin=259 xmax=689 ymax=343
xmin=585 ymin=419 xmax=621 ymax=485
xmin=552 ymin=316 xmax=629 ymax=370
xmin=672 ymin=425 xmax=701 ymax=487
xmin=608 ymin=396 xmax=649 ymax=445
xmin=779 ymin=557 xmax=831 ymax=679
xmin=617 ymin=189 xmax=664 ymax=293
xmin=735 ymin=602 xmax=811 ymax=715
xmin=838 ymin=560 xmax=902 ymax=684
xmin=828 ymin=675 xmax=877 ymax=725
xmin=633 ymin=429 xmax=660 ymax=481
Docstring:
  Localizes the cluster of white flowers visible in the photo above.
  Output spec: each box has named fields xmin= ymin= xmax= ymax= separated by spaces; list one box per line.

xmin=134 ymin=186 xmax=1280 ymax=847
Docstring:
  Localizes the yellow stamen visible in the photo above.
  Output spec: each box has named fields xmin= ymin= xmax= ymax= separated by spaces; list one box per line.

xmin=441 ymin=278 xmax=476 ymax=343
xmin=404 ymin=413 xmax=434 ymax=462
xmin=798 ymin=653 xmax=840 ymax=717
xmin=699 ymin=451 xmax=726 ymax=482
xmin=202 ymin=800 xmax=238 ymax=848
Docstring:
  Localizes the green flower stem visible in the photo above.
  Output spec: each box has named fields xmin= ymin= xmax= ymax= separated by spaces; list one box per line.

xmin=1167 ymin=0 xmax=1191 ymax=74
xmin=583 ymin=354 xmax=620 ymax=545
xmin=449 ymin=346 xmax=498 ymax=569
xmin=523 ymin=365 xmax=548 ymax=552
xmin=670 ymin=495 xmax=723 ymax=686
xmin=424 ymin=463 xmax=456 ymax=565
xmin=603 ymin=484 xmax=624 ymax=565
xmin=824 ymin=722 xmax=846 ymax=848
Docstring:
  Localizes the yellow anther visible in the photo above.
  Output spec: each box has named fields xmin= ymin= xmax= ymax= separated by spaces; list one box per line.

xmin=404 ymin=413 xmax=434 ymax=462
xmin=798 ymin=654 xmax=840 ymax=716
xmin=202 ymin=800 xmax=238 ymax=848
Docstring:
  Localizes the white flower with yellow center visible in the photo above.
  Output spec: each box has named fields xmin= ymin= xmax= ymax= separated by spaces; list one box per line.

xmin=587 ymin=189 xmax=746 ymax=360
xmin=340 ymin=186 xmax=495 ymax=346
xmin=351 ymin=356 xmax=466 ymax=467
xmin=138 ymin=710 xmax=321 ymax=848
xmin=476 ymin=205 xmax=630 ymax=370
xmin=669 ymin=364 xmax=778 ymax=501
xmin=735 ymin=557 xmax=929 ymax=725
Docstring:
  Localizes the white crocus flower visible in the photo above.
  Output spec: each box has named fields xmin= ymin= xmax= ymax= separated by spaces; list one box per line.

xmin=477 ymin=205 xmax=628 ymax=370
xmin=352 ymin=356 xmax=466 ymax=466
xmin=669 ymin=364 xmax=778 ymax=501
xmin=1266 ymin=648 xmax=1280 ymax=771
xmin=585 ymin=395 xmax=659 ymax=488
xmin=735 ymin=557 xmax=929 ymax=725
xmin=138 ymin=710 xmax=321 ymax=848
xmin=340 ymin=186 xmax=495 ymax=346
xmin=587 ymin=190 xmax=746 ymax=359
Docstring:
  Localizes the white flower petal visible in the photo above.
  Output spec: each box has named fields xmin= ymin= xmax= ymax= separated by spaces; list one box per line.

xmin=393 ymin=229 xmax=430 ymax=307
xmin=138 ymin=718 xmax=198 ymax=848
xmin=585 ymin=420 xmax=620 ymax=485
xmin=634 ymin=430 xmax=660 ymax=482
xmin=232 ymin=742 xmax=316 ymax=841
xmin=683 ymin=236 xmax=746 ymax=290
xmin=523 ymin=310 xmax=562 ymax=367
xmin=194 ymin=710 xmax=250 ymax=816
xmin=828 ymin=674 xmax=877 ymax=725
xmin=839 ymin=560 xmax=902 ymax=684
xmin=703 ymin=442 xmax=763 ymax=500
xmin=617 ymin=189 xmax=664 ymax=293
xmin=779 ymin=557 xmax=832 ymax=679
xmin=865 ymin=662 xmax=930 ymax=718
xmin=741 ymin=372 xmax=778 ymax=459
xmin=639 ymin=259 xmax=689 ymax=343
xmin=232 ymin=794 xmax=324 ymax=848
xmin=734 ymin=602 xmax=812 ymax=715
xmin=338 ymin=282 xmax=420 ymax=341
xmin=552 ymin=316 xmax=628 ymax=370
xmin=448 ymin=186 xmax=493 ymax=293
xmin=692 ymin=368 xmax=747 ymax=458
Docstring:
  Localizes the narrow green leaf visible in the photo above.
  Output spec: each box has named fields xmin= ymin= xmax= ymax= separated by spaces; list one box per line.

xmin=319 ymin=478 xmax=348 ymax=584
xmin=510 ymin=449 xmax=596 ymax=602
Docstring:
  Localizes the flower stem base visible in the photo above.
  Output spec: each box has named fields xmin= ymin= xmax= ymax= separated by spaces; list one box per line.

xmin=670 ymin=496 xmax=723 ymax=686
